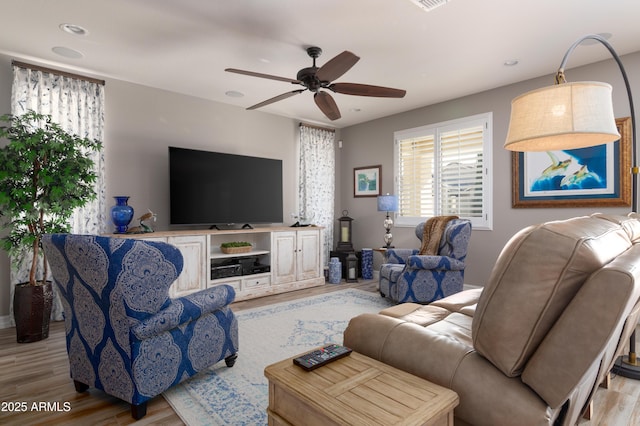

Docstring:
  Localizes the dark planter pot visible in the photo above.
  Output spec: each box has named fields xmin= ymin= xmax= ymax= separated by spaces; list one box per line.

xmin=14 ymin=281 xmax=53 ymax=343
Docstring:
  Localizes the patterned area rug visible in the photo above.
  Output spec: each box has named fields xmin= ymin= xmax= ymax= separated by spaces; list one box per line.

xmin=163 ymin=288 xmax=393 ymax=425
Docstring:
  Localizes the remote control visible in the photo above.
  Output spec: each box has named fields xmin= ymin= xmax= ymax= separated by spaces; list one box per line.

xmin=293 ymin=344 xmax=352 ymax=371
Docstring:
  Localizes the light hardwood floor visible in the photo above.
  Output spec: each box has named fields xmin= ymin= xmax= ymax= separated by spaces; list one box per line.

xmin=0 ymin=280 xmax=638 ymax=425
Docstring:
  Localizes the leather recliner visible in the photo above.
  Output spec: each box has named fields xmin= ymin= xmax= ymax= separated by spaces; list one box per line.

xmin=344 ymin=214 xmax=640 ymax=425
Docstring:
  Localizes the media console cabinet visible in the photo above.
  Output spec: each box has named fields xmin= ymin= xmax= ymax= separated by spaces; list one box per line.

xmin=116 ymin=226 xmax=325 ymax=301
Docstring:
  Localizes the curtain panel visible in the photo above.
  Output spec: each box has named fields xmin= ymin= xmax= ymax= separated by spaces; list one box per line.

xmin=298 ymin=125 xmax=335 ymax=267
xmin=9 ymin=64 xmax=106 ymax=323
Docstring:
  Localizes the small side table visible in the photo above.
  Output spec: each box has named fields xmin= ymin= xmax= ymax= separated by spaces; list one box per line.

xmin=373 ymin=247 xmax=389 ymax=263
xmin=265 ymin=349 xmax=459 ymax=425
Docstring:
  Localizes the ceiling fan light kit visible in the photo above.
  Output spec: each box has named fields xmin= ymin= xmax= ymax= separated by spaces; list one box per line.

xmin=225 ymin=46 xmax=406 ymax=121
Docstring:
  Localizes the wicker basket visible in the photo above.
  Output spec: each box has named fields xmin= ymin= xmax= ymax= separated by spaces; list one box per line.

xmin=220 ymin=245 xmax=252 ymax=254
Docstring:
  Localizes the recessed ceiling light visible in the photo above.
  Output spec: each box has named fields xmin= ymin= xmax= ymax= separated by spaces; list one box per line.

xmin=349 ymin=108 xmax=361 ymax=113
xmin=59 ymin=23 xmax=89 ymax=36
xmin=504 ymin=59 xmax=519 ymax=66
xmin=52 ymin=46 xmax=84 ymax=59
xmin=225 ymin=90 xmax=244 ymax=98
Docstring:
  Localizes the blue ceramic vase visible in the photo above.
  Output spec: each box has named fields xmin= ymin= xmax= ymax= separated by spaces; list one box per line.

xmin=111 ymin=196 xmax=134 ymax=233
xmin=361 ymin=249 xmax=373 ymax=280
xmin=328 ymin=257 xmax=342 ymax=284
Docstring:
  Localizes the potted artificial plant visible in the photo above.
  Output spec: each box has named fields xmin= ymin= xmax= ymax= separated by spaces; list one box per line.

xmin=0 ymin=110 xmax=102 ymax=343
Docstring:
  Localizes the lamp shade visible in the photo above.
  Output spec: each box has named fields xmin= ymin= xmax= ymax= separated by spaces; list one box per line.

xmin=377 ymin=194 xmax=398 ymax=212
xmin=504 ymin=81 xmax=620 ymax=152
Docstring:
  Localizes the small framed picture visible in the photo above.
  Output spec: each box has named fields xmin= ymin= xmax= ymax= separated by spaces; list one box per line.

xmin=354 ymin=165 xmax=382 ymax=197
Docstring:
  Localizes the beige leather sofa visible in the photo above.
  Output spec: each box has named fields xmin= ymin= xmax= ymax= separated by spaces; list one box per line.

xmin=344 ymin=214 xmax=640 ymax=425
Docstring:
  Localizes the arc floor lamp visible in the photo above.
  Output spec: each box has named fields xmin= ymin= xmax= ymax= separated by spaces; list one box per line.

xmin=504 ymin=34 xmax=639 ymax=379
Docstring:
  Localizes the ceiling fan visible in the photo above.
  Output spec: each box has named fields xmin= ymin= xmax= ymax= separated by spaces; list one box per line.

xmin=225 ymin=46 xmax=407 ymax=121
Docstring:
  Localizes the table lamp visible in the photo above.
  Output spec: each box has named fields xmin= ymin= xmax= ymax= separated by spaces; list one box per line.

xmin=377 ymin=194 xmax=398 ymax=248
xmin=505 ymin=34 xmax=638 ymax=379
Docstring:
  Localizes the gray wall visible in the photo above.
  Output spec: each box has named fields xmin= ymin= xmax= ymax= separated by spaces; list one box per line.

xmin=338 ymin=51 xmax=640 ymax=286
xmin=104 ymin=78 xmax=301 ymax=232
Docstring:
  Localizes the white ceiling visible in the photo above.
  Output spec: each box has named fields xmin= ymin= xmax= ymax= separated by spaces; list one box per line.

xmin=1 ymin=0 xmax=640 ymax=128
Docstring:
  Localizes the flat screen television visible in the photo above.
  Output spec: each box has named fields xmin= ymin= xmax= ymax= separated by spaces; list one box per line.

xmin=169 ymin=146 xmax=283 ymax=227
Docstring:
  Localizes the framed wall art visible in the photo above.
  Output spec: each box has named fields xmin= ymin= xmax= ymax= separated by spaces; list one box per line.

xmin=354 ymin=165 xmax=382 ymax=197
xmin=512 ymin=117 xmax=631 ymax=208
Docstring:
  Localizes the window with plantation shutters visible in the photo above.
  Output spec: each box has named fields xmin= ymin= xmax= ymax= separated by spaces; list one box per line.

xmin=394 ymin=112 xmax=493 ymax=230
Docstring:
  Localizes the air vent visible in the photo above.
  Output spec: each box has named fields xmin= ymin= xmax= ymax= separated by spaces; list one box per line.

xmin=409 ymin=0 xmax=450 ymax=12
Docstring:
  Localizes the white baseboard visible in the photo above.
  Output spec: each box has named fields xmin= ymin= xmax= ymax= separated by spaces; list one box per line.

xmin=0 ymin=315 xmax=13 ymax=329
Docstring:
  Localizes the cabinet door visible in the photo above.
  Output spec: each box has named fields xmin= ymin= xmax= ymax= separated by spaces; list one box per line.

xmin=167 ymin=235 xmax=208 ymax=297
xmin=297 ymin=229 xmax=321 ymax=280
xmin=272 ymin=231 xmax=297 ymax=284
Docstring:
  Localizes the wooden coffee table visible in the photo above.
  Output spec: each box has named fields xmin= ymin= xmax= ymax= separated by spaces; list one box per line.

xmin=264 ymin=349 xmax=459 ymax=426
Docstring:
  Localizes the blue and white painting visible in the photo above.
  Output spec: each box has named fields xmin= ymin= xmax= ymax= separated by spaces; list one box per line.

xmin=524 ymin=143 xmax=615 ymax=198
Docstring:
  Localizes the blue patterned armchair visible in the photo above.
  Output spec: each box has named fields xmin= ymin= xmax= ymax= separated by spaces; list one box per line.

xmin=379 ymin=219 xmax=471 ymax=303
xmin=42 ymin=234 xmax=239 ymax=419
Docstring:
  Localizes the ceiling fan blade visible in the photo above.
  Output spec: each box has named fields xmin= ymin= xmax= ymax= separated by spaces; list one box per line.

xmin=314 ymin=91 xmax=341 ymax=121
xmin=247 ymin=89 xmax=305 ymax=110
xmin=316 ymin=51 xmax=360 ymax=82
xmin=330 ymin=83 xmax=406 ymax=98
xmin=225 ymin=68 xmax=300 ymax=84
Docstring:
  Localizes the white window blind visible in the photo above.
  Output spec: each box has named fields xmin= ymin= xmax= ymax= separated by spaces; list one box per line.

xmin=394 ymin=113 xmax=492 ymax=230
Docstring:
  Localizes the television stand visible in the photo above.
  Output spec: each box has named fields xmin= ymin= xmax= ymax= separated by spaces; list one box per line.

xmin=116 ymin=226 xmax=324 ymax=302
xmin=210 ymin=223 xmax=254 ymax=230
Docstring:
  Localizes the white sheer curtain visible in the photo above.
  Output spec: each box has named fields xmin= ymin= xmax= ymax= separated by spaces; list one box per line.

xmin=299 ymin=124 xmax=335 ymax=267
xmin=9 ymin=63 xmax=106 ymax=322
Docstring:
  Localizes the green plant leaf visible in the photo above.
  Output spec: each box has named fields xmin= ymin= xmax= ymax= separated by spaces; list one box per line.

xmin=0 ymin=110 xmax=102 ymax=285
